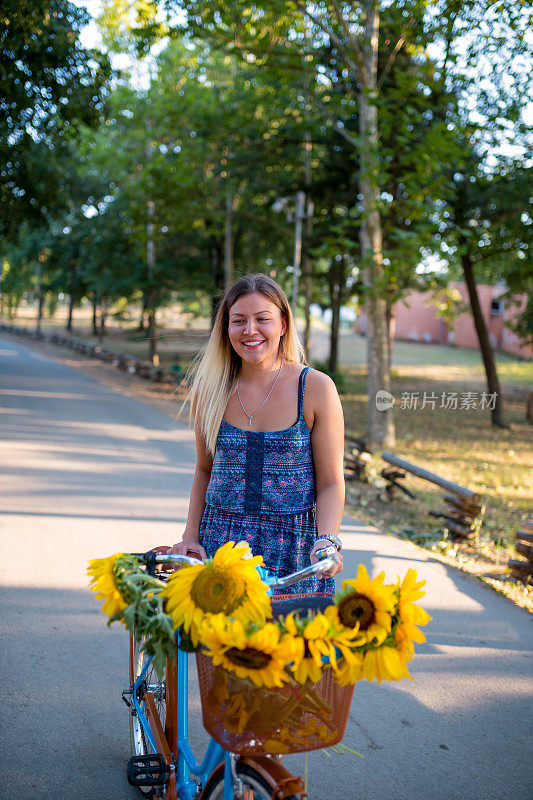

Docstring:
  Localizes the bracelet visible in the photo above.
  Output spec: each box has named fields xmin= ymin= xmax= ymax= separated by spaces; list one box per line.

xmin=316 ymin=534 xmax=342 ymax=552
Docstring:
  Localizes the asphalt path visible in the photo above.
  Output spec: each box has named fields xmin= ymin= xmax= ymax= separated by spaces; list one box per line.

xmin=0 ymin=334 xmax=531 ymax=800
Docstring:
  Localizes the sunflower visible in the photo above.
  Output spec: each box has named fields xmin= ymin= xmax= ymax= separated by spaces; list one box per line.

xmin=336 ymin=564 xmax=397 ymax=646
xmin=398 ymin=569 xmax=432 ymax=641
xmin=201 ymin=616 xmax=297 ymax=687
xmin=395 ymin=568 xmax=432 ymax=662
xmin=364 ymin=646 xmax=411 ymax=683
xmin=324 ymin=605 xmax=367 ymax=653
xmin=335 ymin=650 xmax=366 ymax=686
xmin=87 ymin=553 xmax=128 ymax=621
xmin=161 ymin=541 xmax=271 ymax=645
xmin=264 ymin=739 xmax=291 ymax=755
xmin=283 ymin=612 xmax=332 ymax=684
xmin=223 ymin=693 xmax=250 ymax=734
xmin=317 ymin=604 xmax=369 ymax=682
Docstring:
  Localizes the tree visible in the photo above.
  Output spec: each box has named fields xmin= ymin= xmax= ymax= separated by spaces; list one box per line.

xmin=430 ymin=0 xmax=532 ymax=427
xmin=438 ymin=155 xmax=532 ymax=427
xmin=141 ymin=0 xmax=474 ymax=446
xmin=173 ymin=0 xmax=411 ymax=445
xmin=472 ymin=163 xmax=533 ymax=347
xmin=0 ymin=0 xmax=111 ymax=237
xmin=0 ymin=224 xmax=49 ymax=319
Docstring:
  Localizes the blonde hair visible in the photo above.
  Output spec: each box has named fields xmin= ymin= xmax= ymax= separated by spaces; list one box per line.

xmin=188 ymin=273 xmax=307 ymax=455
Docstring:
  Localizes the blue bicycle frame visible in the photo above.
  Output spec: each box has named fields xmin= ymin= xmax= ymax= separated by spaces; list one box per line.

xmin=133 ymin=640 xmax=230 ymax=800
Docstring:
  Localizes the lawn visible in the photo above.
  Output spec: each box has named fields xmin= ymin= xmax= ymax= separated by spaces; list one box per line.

xmin=339 ymin=364 xmax=532 ymax=609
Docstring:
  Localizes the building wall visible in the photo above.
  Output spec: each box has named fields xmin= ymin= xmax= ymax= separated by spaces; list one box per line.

xmin=354 ymin=283 xmax=532 ymax=359
xmin=393 ymin=290 xmax=447 ymax=344
xmin=500 ymin=294 xmax=532 ymax=358
xmin=448 ymin=282 xmax=497 ymax=349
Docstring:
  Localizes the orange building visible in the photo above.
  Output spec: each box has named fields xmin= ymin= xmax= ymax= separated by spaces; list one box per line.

xmin=394 ymin=282 xmax=533 ymax=359
xmin=355 ymin=283 xmax=532 ymax=359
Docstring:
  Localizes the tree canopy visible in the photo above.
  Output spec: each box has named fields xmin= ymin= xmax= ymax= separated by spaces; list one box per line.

xmin=1 ymin=0 xmax=531 ymax=436
xmin=0 ymin=0 xmax=111 ymax=235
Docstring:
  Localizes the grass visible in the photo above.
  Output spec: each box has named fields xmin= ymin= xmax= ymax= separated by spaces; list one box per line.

xmin=5 ymin=301 xmax=533 ymax=609
xmin=340 ymin=366 xmax=532 ymax=611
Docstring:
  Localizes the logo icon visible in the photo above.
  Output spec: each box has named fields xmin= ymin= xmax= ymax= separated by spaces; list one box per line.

xmin=375 ymin=390 xmax=395 ymax=411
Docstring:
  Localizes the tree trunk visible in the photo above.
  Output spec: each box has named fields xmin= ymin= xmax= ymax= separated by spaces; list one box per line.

xmin=66 ymin=294 xmax=74 ymax=332
xmin=328 ymin=257 xmax=342 ymax=373
xmin=303 ymin=265 xmax=312 ymax=356
xmin=385 ymin=302 xmax=396 ymax=370
xmin=139 ymin=295 xmax=147 ymax=331
xmin=92 ymin=296 xmax=98 ymax=336
xmin=461 ymin=246 xmax=506 ymax=427
xmin=359 ymin=2 xmax=395 ymax=446
xmin=37 ymin=291 xmax=44 ymax=334
xmin=146 ymin=116 xmax=159 ymax=366
xmin=35 ymin=262 xmax=42 ymax=335
xmin=210 ymin=238 xmax=224 ymax=328
xmin=291 ymin=192 xmax=305 ymax=318
xmin=146 ymin=205 xmax=158 ymax=366
xmin=66 ymin=260 xmax=76 ymax=332
xmin=224 ymin=188 xmax=234 ymax=293
xmin=147 ymin=306 xmax=157 ymax=364
xmin=303 ymin=132 xmax=314 ymax=356
xmin=99 ymin=310 xmax=107 ymax=343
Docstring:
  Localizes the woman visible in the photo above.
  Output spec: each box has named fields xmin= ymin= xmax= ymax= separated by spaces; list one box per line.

xmin=170 ymin=273 xmax=345 ymax=593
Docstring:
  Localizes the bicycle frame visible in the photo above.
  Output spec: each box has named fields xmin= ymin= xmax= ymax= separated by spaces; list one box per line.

xmin=133 ymin=640 xmax=229 ymax=800
xmin=131 ymin=549 xmax=337 ymax=800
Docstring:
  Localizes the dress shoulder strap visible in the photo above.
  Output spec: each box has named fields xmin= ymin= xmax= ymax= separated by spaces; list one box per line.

xmin=297 ymin=366 xmax=310 ymax=419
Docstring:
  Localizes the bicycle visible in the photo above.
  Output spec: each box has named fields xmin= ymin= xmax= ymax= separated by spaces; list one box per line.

xmin=122 ymin=547 xmax=347 ymax=800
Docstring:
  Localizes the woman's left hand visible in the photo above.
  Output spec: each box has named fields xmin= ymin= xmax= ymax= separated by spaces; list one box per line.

xmin=310 ymin=541 xmax=343 ymax=578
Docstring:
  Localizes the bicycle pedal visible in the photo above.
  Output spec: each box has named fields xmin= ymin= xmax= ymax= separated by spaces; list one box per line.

xmin=127 ymin=754 xmax=170 ymax=788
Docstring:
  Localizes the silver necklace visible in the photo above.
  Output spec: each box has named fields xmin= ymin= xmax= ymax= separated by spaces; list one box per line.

xmin=237 ymin=361 xmax=283 ymax=426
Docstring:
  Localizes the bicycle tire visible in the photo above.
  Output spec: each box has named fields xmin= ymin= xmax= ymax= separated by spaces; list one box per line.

xmin=129 ymin=636 xmax=167 ymax=796
xmin=200 ymin=760 xmax=304 ymax=800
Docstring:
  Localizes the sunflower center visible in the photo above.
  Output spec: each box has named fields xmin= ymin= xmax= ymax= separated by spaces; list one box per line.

xmin=226 ymin=646 xmax=272 ymax=669
xmin=190 ymin=565 xmax=246 ymax=614
xmin=338 ymin=592 xmax=375 ymax=630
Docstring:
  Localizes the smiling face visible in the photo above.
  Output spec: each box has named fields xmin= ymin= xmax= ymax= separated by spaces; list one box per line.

xmin=228 ymin=292 xmax=286 ymax=366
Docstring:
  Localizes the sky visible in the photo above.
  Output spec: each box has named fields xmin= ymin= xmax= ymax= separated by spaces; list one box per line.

xmin=74 ymin=0 xmax=178 ymax=83
xmin=74 ymin=0 xmax=104 ymax=50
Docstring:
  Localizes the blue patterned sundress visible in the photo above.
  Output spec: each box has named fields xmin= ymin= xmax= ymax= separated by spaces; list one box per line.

xmin=199 ymin=366 xmax=334 ymax=595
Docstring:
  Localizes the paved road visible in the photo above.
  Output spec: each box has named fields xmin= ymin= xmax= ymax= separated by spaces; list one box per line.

xmin=1 ymin=334 xmax=531 ymax=800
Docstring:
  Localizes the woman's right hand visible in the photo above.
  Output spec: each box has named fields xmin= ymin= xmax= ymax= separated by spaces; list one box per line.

xmin=169 ymin=540 xmax=207 ymax=560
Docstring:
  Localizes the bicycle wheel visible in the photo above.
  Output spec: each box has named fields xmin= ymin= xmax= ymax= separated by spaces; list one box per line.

xmin=129 ymin=636 xmax=167 ymax=794
xmin=200 ymin=759 xmax=304 ymax=800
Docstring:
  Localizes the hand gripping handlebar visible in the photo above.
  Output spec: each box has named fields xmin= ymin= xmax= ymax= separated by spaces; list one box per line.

xmin=136 ymin=546 xmax=338 ymax=589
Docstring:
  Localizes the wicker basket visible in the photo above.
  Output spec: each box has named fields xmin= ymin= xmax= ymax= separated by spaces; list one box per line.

xmin=196 ymin=592 xmax=355 ymax=755
xmin=196 ymin=653 xmax=354 ymax=756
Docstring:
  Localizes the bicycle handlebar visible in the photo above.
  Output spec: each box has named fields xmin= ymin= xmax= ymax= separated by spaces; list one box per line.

xmin=135 ymin=545 xmax=338 ymax=590
xmin=268 ymin=552 xmax=336 ymax=590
